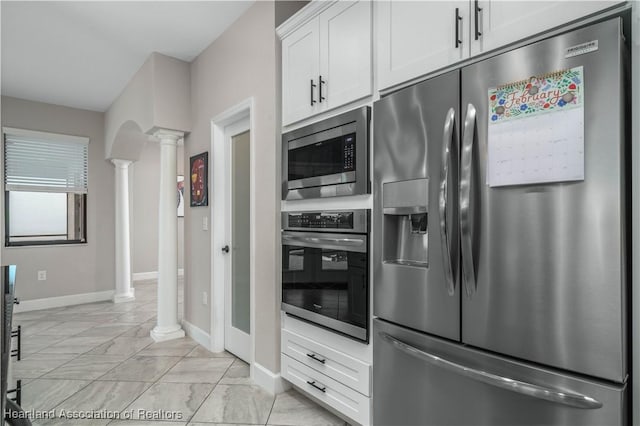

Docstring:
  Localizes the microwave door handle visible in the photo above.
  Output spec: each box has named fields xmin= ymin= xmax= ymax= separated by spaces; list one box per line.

xmin=379 ymin=332 xmax=603 ymax=410
xmin=460 ymin=103 xmax=477 ymax=297
xmin=440 ymin=107 xmax=456 ymax=296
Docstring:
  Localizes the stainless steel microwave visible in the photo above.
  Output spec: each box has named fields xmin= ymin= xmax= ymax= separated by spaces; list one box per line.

xmin=282 ymin=106 xmax=370 ymax=200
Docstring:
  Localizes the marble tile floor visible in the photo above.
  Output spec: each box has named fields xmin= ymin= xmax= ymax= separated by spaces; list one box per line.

xmin=8 ymin=280 xmax=347 ymax=426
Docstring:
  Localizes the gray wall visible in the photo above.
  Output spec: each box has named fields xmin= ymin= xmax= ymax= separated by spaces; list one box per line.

xmin=105 ymin=52 xmax=191 ymax=160
xmin=275 ymin=1 xmax=309 ymax=27
xmin=186 ymin=1 xmax=281 ymax=373
xmin=1 ymin=96 xmax=115 ymax=301
xmin=130 ymin=141 xmax=184 ymax=275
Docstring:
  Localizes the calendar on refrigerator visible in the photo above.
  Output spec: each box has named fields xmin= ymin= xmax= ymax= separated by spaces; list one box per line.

xmin=486 ymin=66 xmax=585 ymax=187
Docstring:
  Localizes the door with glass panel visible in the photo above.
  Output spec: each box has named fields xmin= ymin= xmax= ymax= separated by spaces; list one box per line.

xmin=223 ymin=119 xmax=251 ymax=362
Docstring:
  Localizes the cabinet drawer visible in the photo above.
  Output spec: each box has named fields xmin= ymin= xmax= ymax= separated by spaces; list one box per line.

xmin=282 ymin=354 xmax=370 ymax=426
xmin=282 ymin=328 xmax=370 ymax=396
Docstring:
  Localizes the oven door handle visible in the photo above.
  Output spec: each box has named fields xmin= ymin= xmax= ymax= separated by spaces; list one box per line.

xmin=282 ymin=233 xmax=367 ymax=252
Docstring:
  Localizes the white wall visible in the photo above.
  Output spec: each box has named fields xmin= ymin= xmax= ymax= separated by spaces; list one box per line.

xmin=130 ymin=141 xmax=184 ymax=275
xmin=1 ymin=96 xmax=115 ymax=301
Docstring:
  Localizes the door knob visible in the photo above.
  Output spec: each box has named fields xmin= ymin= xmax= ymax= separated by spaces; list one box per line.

xmin=221 ymin=245 xmax=230 ymax=253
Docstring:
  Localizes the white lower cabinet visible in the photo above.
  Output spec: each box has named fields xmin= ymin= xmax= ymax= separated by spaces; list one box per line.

xmin=281 ymin=354 xmax=371 ymax=426
xmin=282 ymin=329 xmax=371 ymax=396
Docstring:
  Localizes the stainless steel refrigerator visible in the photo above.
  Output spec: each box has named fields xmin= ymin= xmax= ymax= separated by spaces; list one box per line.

xmin=372 ymin=17 xmax=629 ymax=425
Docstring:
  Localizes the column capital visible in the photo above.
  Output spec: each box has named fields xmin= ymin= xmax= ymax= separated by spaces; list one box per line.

xmin=111 ymin=159 xmax=132 ymax=169
xmin=153 ymin=128 xmax=184 ymax=145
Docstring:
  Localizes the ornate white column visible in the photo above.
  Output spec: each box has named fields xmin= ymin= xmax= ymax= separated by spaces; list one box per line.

xmin=112 ymin=159 xmax=135 ymax=303
xmin=151 ymin=130 xmax=185 ymax=342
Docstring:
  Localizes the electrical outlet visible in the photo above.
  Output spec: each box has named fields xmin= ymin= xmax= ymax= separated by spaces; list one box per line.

xmin=37 ymin=270 xmax=47 ymax=281
xmin=202 ymin=291 xmax=208 ymax=305
xmin=202 ymin=216 xmax=208 ymax=231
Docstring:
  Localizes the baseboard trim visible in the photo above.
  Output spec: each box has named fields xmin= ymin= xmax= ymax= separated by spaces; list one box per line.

xmin=182 ymin=319 xmax=211 ymax=348
xmin=253 ymin=362 xmax=291 ymax=395
xmin=13 ymin=290 xmax=115 ymax=313
xmin=133 ymin=271 xmax=157 ymax=281
xmin=133 ymin=269 xmax=184 ymax=282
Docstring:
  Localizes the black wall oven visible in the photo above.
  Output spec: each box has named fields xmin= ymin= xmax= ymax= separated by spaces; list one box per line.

xmin=282 ymin=107 xmax=370 ymax=200
xmin=281 ymin=210 xmax=369 ymax=342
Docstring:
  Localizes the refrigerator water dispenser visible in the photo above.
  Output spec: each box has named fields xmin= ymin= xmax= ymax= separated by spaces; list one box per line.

xmin=382 ymin=179 xmax=428 ymax=268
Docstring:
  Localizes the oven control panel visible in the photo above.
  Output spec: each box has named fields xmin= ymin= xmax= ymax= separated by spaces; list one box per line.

xmin=289 ymin=212 xmax=353 ymax=229
xmin=282 ymin=210 xmax=369 ymax=234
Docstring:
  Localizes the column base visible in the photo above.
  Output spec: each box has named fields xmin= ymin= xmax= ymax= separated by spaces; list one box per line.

xmin=150 ymin=324 xmax=185 ymax=342
xmin=113 ymin=290 xmax=135 ymax=304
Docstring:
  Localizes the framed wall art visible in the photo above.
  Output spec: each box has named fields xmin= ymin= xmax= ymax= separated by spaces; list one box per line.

xmin=189 ymin=152 xmax=208 ymax=207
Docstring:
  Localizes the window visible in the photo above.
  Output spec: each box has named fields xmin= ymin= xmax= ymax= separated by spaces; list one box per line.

xmin=4 ymin=127 xmax=88 ymax=246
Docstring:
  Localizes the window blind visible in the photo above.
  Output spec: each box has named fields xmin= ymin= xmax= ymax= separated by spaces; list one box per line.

xmin=4 ymin=128 xmax=89 ymax=193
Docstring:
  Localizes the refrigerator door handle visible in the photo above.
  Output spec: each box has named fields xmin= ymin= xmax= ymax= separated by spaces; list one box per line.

xmin=460 ymin=103 xmax=477 ymax=297
xmin=379 ymin=332 xmax=603 ymax=410
xmin=440 ymin=107 xmax=456 ymax=296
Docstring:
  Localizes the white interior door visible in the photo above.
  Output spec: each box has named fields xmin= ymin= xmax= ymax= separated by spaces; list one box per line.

xmin=223 ymin=117 xmax=251 ymax=362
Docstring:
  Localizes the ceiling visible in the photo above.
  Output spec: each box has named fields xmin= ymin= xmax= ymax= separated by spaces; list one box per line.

xmin=1 ymin=1 xmax=254 ymax=112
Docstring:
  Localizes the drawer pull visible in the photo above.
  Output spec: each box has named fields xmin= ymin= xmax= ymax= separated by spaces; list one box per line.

xmin=306 ymin=353 xmax=326 ymax=364
xmin=306 ymin=380 xmax=327 ymax=393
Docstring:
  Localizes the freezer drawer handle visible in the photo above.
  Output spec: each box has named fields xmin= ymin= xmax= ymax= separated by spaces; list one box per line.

xmin=440 ymin=107 xmax=456 ymax=296
xmin=460 ymin=103 xmax=477 ymax=297
xmin=379 ymin=332 xmax=603 ymax=410
xmin=306 ymin=353 xmax=327 ymax=364
xmin=306 ymin=380 xmax=327 ymax=393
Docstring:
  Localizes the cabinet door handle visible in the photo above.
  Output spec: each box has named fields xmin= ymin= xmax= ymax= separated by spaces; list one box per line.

xmin=306 ymin=353 xmax=326 ymax=364
xmin=319 ymin=75 xmax=326 ymax=102
xmin=306 ymin=380 xmax=327 ymax=393
xmin=474 ymin=0 xmax=483 ymax=40
xmin=455 ymin=8 xmax=462 ymax=48
xmin=310 ymin=79 xmax=317 ymax=106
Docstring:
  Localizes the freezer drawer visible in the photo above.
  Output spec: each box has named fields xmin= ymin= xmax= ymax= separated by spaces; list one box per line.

xmin=373 ymin=319 xmax=626 ymax=426
xmin=282 ymin=328 xmax=371 ymax=396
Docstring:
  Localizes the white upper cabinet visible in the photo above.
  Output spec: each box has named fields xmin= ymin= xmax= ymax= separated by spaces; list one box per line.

xmin=320 ymin=1 xmax=372 ymax=111
xmin=280 ymin=1 xmax=372 ymax=126
xmin=471 ymin=0 xmax=623 ymax=55
xmin=375 ymin=0 xmax=624 ymax=92
xmin=282 ymin=18 xmax=320 ymax=126
xmin=377 ymin=0 xmax=470 ymax=91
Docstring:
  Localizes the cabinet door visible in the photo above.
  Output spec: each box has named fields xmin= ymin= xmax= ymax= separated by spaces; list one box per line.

xmin=319 ymin=0 xmax=372 ymax=111
xmin=377 ymin=0 xmax=469 ymax=91
xmin=282 ymin=17 xmax=320 ymax=126
xmin=471 ymin=0 xmax=622 ymax=55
